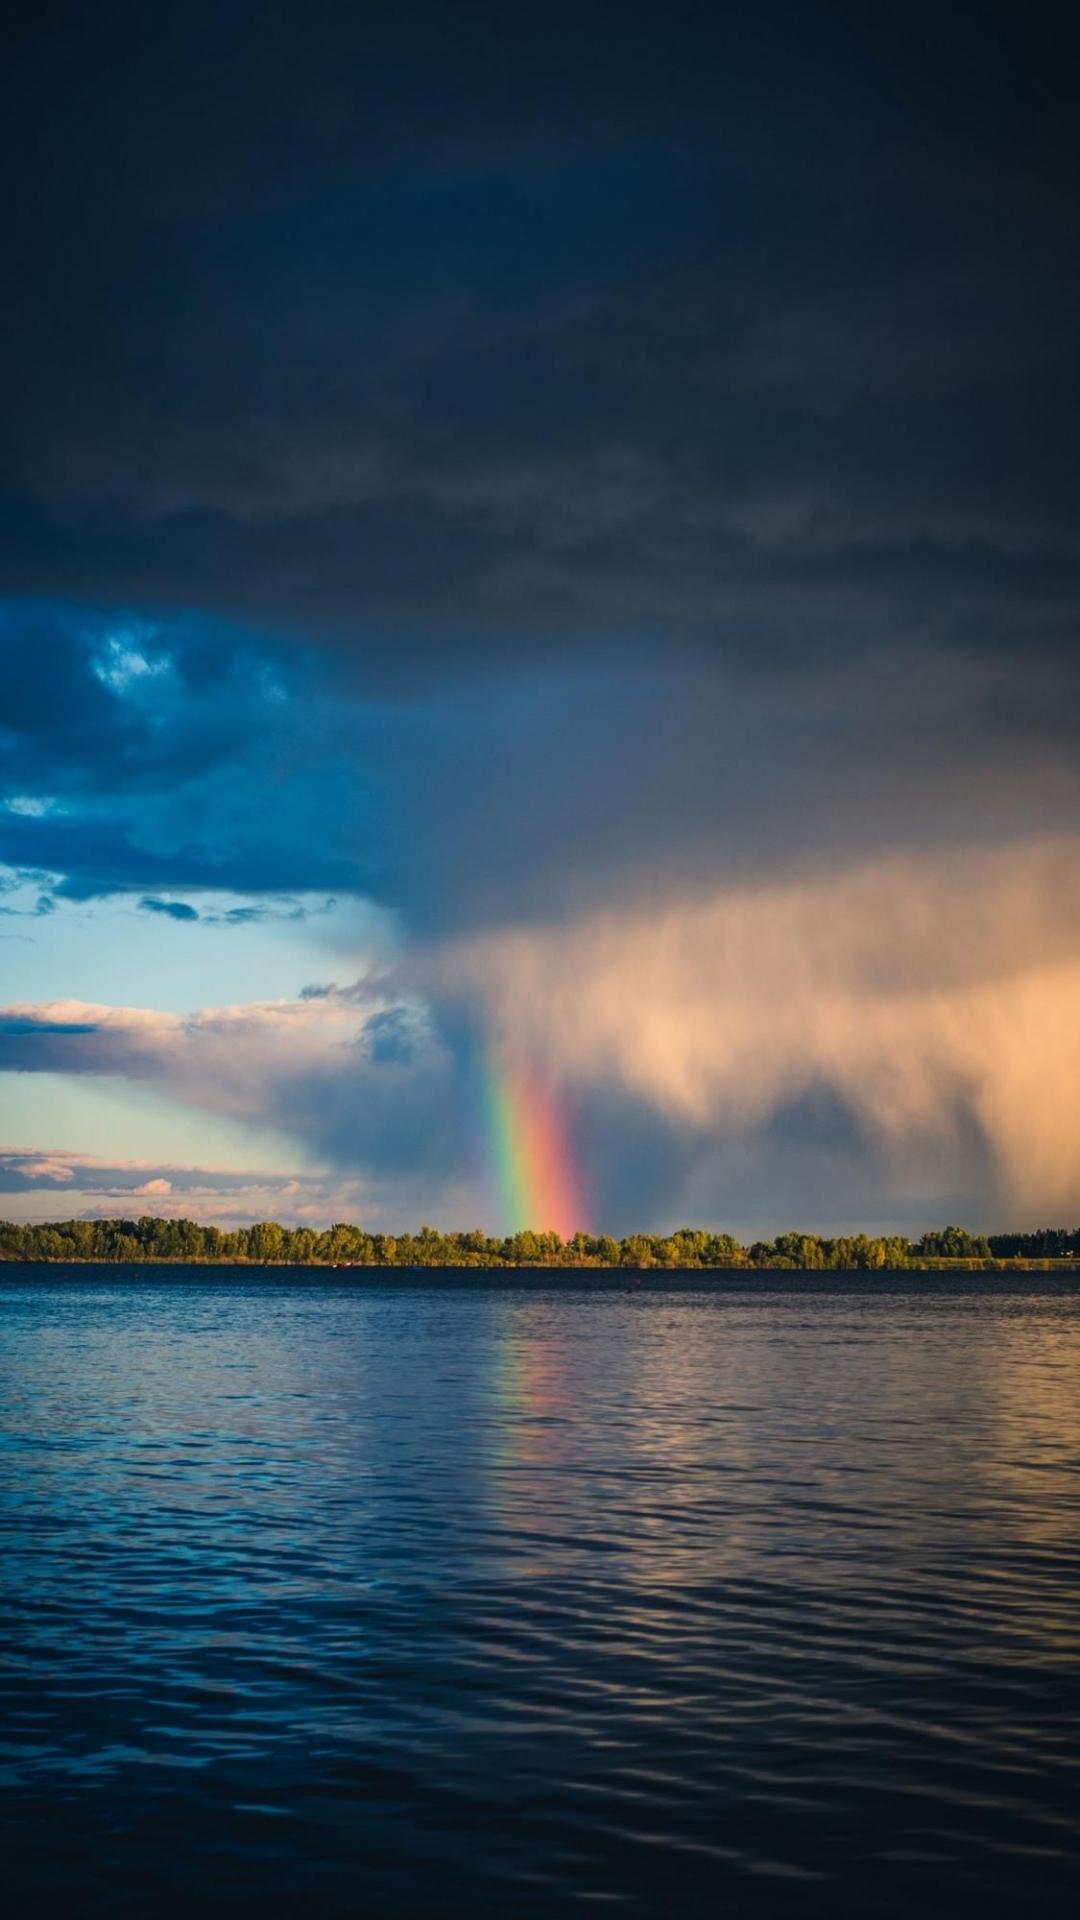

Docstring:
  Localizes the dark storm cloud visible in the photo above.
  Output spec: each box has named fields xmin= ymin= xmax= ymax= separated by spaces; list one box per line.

xmin=378 ymin=647 xmax=1080 ymax=935
xmin=3 ymin=595 xmax=1079 ymax=936
xmin=1 ymin=4 xmax=1077 ymax=922
xmin=0 ymin=798 xmax=362 ymax=903
xmin=0 ymin=604 xmax=378 ymax=903
xmin=0 ymin=605 xmax=295 ymax=800
xmin=2 ymin=4 xmax=1079 ymax=1234
xmin=1 ymin=3 xmax=1076 ymax=686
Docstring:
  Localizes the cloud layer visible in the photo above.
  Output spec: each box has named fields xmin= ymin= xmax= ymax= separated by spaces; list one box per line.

xmin=0 ymin=1148 xmax=367 ymax=1229
xmin=438 ymin=834 xmax=1080 ymax=1221
xmin=3 ymin=4 xmax=1077 ymax=682
xmin=4 ymin=834 xmax=1079 ymax=1230
xmin=1 ymin=6 xmax=1077 ymax=1230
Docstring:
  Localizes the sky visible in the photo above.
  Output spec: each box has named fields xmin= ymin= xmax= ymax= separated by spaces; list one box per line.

xmin=2 ymin=1 xmax=1078 ymax=1235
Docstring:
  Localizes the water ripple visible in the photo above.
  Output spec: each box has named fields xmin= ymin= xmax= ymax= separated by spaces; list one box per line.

xmin=2 ymin=1270 xmax=1079 ymax=1915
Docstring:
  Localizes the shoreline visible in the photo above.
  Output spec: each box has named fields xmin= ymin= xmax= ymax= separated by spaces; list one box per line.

xmin=8 ymin=1219 xmax=1077 ymax=1271
xmin=3 ymin=1256 xmax=1079 ymax=1274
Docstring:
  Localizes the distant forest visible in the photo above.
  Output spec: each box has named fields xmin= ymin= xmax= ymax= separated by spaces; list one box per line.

xmin=2 ymin=1217 xmax=1079 ymax=1268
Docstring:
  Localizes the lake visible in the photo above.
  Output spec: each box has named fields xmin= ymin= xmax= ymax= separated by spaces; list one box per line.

xmin=2 ymin=1268 xmax=1079 ymax=1916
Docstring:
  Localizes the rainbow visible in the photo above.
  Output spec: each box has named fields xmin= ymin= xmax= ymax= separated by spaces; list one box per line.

xmin=482 ymin=1053 xmax=587 ymax=1240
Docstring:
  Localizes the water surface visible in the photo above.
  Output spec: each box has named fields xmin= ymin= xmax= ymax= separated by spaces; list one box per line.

xmin=2 ymin=1268 xmax=1079 ymax=1915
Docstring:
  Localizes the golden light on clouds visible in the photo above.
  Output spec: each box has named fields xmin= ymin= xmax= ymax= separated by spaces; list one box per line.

xmin=438 ymin=834 xmax=1080 ymax=1216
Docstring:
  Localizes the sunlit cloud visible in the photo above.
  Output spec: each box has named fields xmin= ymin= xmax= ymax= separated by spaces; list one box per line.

xmin=436 ymin=834 xmax=1080 ymax=1220
xmin=2 ymin=831 xmax=1079 ymax=1230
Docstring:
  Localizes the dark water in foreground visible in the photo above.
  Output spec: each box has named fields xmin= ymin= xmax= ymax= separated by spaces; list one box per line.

xmin=2 ymin=1270 xmax=1079 ymax=1917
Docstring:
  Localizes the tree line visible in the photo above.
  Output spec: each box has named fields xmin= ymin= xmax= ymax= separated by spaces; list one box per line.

xmin=2 ymin=1216 xmax=1079 ymax=1267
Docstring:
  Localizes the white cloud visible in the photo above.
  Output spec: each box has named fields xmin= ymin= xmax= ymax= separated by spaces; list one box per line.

xmin=92 ymin=630 xmax=171 ymax=693
xmin=5 ymin=795 xmax=56 ymax=818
